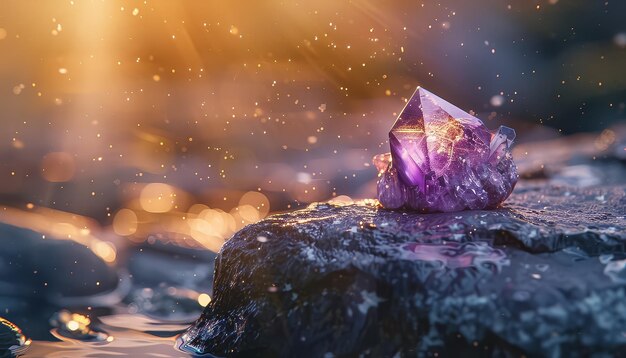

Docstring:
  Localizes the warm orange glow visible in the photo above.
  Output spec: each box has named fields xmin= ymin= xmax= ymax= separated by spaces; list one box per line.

xmin=197 ymin=293 xmax=212 ymax=307
xmin=66 ymin=320 xmax=80 ymax=331
xmin=425 ymin=119 xmax=466 ymax=176
xmin=0 ymin=206 xmax=118 ymax=264
xmin=41 ymin=152 xmax=76 ymax=182
xmin=140 ymin=183 xmax=176 ymax=213
xmin=2 ymin=0 xmax=598 ymax=261
xmin=113 ymin=209 xmax=138 ymax=236
xmin=238 ymin=191 xmax=270 ymax=218
xmin=594 ymin=129 xmax=616 ymax=151
xmin=92 ymin=241 xmax=117 ymax=263
xmin=237 ymin=204 xmax=260 ymax=222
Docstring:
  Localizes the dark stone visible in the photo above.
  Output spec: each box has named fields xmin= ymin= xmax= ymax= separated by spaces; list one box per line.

xmin=181 ymin=126 xmax=626 ymax=356
xmin=0 ymin=317 xmax=29 ymax=357
xmin=181 ymin=182 xmax=626 ymax=357
xmin=0 ymin=223 xmax=119 ymax=300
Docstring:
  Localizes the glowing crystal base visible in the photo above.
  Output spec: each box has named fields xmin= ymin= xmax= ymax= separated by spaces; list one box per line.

xmin=375 ymin=87 xmax=518 ymax=212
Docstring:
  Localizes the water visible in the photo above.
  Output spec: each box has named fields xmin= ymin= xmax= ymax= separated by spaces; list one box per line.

xmin=0 ymin=222 xmax=214 ymax=357
xmin=7 ymin=313 xmax=190 ymax=357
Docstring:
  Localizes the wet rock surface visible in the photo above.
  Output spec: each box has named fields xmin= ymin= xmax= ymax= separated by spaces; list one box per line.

xmin=181 ymin=127 xmax=626 ymax=357
xmin=182 ymin=187 xmax=626 ymax=357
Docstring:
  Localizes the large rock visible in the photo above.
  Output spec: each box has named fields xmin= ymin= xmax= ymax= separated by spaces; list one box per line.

xmin=180 ymin=183 xmax=626 ymax=357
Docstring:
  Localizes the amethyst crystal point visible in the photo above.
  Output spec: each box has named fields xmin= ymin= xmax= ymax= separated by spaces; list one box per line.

xmin=376 ymin=87 xmax=517 ymax=212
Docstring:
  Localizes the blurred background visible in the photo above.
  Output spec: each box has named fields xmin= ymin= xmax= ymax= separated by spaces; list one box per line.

xmin=0 ymin=0 xmax=624 ymax=351
xmin=1 ymin=0 xmax=625 ymax=236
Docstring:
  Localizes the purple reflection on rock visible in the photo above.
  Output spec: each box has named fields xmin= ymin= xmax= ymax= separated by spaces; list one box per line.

xmin=375 ymin=87 xmax=517 ymax=212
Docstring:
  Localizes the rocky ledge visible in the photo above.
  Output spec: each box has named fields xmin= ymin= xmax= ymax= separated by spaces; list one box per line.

xmin=180 ymin=182 xmax=626 ymax=357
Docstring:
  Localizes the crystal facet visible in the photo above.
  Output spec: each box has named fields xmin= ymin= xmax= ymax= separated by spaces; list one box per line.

xmin=375 ymin=87 xmax=518 ymax=212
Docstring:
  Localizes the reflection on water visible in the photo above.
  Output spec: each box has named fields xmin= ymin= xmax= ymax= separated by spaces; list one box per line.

xmin=25 ymin=314 xmax=189 ymax=358
xmin=402 ymin=241 xmax=510 ymax=272
xmin=49 ymin=310 xmax=112 ymax=344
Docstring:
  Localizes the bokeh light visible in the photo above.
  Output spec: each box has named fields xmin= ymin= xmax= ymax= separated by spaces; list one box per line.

xmin=0 ymin=0 xmax=620 ymax=256
xmin=112 ymin=208 xmax=138 ymax=236
xmin=197 ymin=293 xmax=212 ymax=307
xmin=139 ymin=183 xmax=176 ymax=213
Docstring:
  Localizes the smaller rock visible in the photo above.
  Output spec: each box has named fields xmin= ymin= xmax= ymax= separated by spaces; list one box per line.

xmin=0 ymin=317 xmax=30 ymax=357
xmin=0 ymin=222 xmax=119 ymax=339
xmin=49 ymin=310 xmax=111 ymax=343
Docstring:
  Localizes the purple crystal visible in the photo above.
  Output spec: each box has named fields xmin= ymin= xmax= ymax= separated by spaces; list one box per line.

xmin=375 ymin=87 xmax=518 ymax=212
